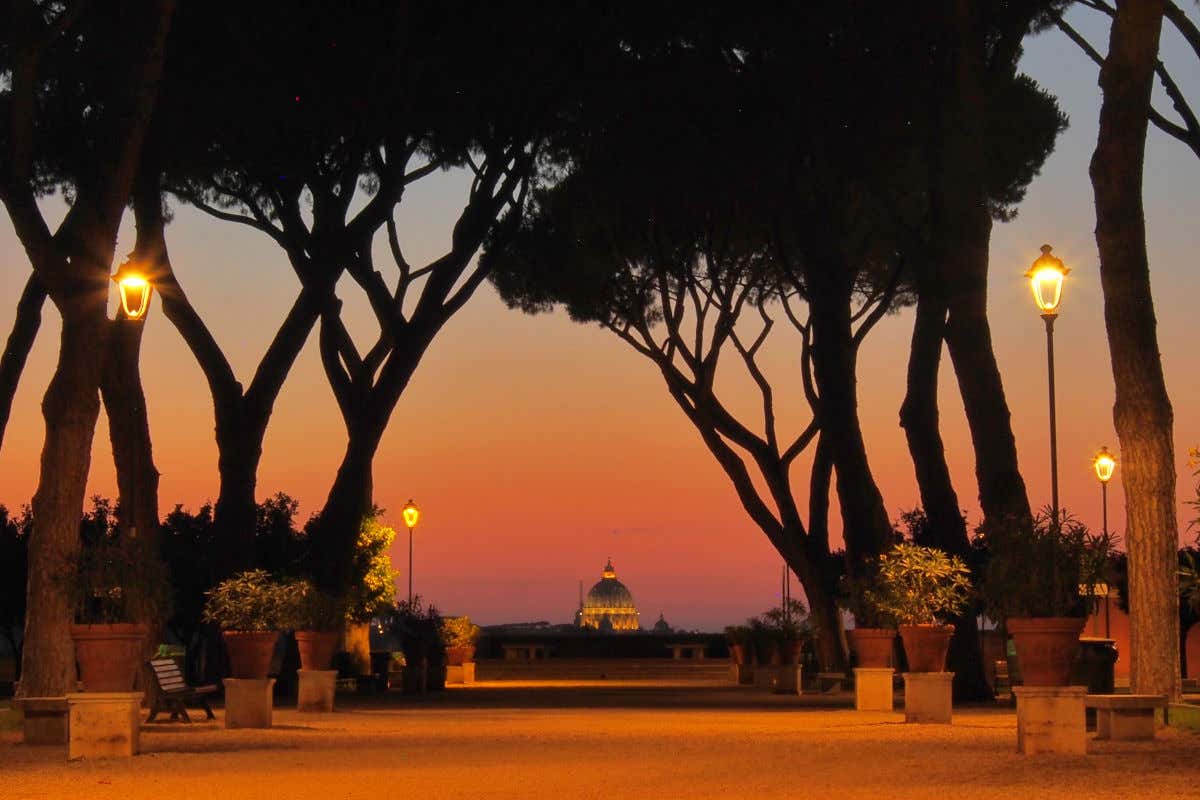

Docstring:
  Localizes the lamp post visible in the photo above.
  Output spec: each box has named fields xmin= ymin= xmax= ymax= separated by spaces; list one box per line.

xmin=1026 ymin=245 xmax=1069 ymax=526
xmin=1093 ymin=447 xmax=1117 ymax=637
xmin=112 ymin=261 xmax=151 ymax=538
xmin=402 ymin=499 xmax=420 ymax=605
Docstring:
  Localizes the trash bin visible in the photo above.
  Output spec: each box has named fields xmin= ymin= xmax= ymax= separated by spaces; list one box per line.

xmin=1071 ymin=637 xmax=1118 ymax=694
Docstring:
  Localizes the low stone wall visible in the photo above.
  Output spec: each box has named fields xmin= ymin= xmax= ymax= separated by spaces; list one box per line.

xmin=475 ymin=658 xmax=731 ymax=682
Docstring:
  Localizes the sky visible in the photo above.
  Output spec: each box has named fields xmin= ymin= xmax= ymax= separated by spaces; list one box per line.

xmin=1 ymin=9 xmax=1199 ymax=631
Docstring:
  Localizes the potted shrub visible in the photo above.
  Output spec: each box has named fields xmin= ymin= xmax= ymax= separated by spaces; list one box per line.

xmin=866 ymin=543 xmax=972 ymax=672
xmin=67 ymin=534 xmax=170 ymax=692
xmin=285 ymin=580 xmax=346 ymax=672
xmin=440 ymin=616 xmax=481 ymax=666
xmin=724 ymin=625 xmax=753 ymax=665
xmin=841 ymin=568 xmax=897 ymax=669
xmin=979 ymin=510 xmax=1114 ymax=686
xmin=203 ymin=569 xmax=289 ymax=679
xmin=387 ymin=596 xmax=444 ymax=693
xmin=760 ymin=599 xmax=809 ymax=665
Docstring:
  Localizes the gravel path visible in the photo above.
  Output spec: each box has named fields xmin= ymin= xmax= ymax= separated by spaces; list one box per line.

xmin=2 ymin=682 xmax=1197 ymax=799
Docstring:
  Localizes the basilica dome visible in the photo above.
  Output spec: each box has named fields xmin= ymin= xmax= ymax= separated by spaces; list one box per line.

xmin=577 ymin=559 xmax=640 ymax=632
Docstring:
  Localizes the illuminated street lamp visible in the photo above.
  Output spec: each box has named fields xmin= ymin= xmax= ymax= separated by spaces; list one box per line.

xmin=402 ymin=499 xmax=420 ymax=604
xmin=112 ymin=262 xmax=152 ymax=320
xmin=1026 ymin=244 xmax=1069 ymax=525
xmin=1093 ymin=446 xmax=1117 ymax=636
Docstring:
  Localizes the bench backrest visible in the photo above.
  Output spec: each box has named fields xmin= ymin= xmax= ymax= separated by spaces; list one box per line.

xmin=149 ymin=658 xmax=189 ymax=693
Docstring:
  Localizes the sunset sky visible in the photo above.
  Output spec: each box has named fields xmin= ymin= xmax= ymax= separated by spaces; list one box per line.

xmin=2 ymin=11 xmax=1198 ymax=631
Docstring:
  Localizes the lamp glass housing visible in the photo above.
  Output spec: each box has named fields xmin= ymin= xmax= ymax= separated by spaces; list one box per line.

xmin=1025 ymin=245 xmax=1069 ymax=315
xmin=1094 ymin=448 xmax=1116 ymax=483
xmin=116 ymin=273 xmax=151 ymax=320
xmin=402 ymin=500 xmax=420 ymax=529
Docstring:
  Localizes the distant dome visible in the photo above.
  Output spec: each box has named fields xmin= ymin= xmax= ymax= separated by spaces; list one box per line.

xmin=578 ymin=559 xmax=640 ymax=632
xmin=652 ymin=613 xmax=671 ymax=634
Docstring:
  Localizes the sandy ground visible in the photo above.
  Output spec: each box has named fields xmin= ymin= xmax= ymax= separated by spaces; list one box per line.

xmin=2 ymin=681 xmax=1198 ymax=800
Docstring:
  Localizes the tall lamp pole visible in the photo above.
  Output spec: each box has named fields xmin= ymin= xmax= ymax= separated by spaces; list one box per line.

xmin=112 ymin=261 xmax=152 ymax=539
xmin=1093 ymin=447 xmax=1117 ymax=637
xmin=1026 ymin=245 xmax=1070 ymax=525
xmin=402 ymin=499 xmax=420 ymax=605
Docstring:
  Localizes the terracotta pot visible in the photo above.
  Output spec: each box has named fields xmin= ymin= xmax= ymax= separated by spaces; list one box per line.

xmin=779 ymin=639 xmax=804 ymax=666
xmin=295 ymin=630 xmax=340 ymax=671
xmin=70 ymin=623 xmax=149 ymax=692
xmin=223 ymin=630 xmax=279 ymax=679
xmin=1007 ymin=616 xmax=1085 ymax=686
xmin=446 ymin=646 xmax=476 ymax=666
xmin=898 ymin=624 xmax=955 ymax=672
xmin=729 ymin=643 xmax=749 ymax=665
xmin=847 ymin=627 xmax=896 ymax=668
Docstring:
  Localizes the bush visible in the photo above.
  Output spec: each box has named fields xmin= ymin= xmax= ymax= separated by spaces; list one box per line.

xmin=282 ymin=580 xmax=347 ymax=631
xmin=68 ymin=533 xmax=171 ymax=625
xmin=202 ymin=569 xmax=292 ymax=631
xmin=439 ymin=616 xmax=480 ymax=649
xmin=977 ymin=508 xmax=1115 ymax=621
xmin=864 ymin=543 xmax=971 ymax=626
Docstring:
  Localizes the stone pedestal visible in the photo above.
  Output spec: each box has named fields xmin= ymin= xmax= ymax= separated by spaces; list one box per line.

xmin=771 ymin=665 xmax=802 ymax=694
xmin=903 ymin=672 xmax=953 ymax=724
xmin=224 ymin=678 xmax=275 ymax=729
xmin=297 ymin=670 xmax=337 ymax=712
xmin=17 ymin=697 xmax=69 ymax=745
xmin=446 ymin=662 xmax=476 ymax=685
xmin=729 ymin=663 xmax=753 ymax=685
xmin=66 ymin=692 xmax=142 ymax=759
xmin=1014 ymin=686 xmax=1086 ymax=755
xmin=854 ymin=668 xmax=894 ymax=712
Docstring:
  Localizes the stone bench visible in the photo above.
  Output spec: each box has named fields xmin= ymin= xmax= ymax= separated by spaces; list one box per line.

xmin=502 ymin=644 xmax=551 ymax=660
xmin=1086 ymin=694 xmax=1167 ymax=741
xmin=816 ymin=672 xmax=846 ymax=693
xmin=665 ymin=643 xmax=706 ymax=660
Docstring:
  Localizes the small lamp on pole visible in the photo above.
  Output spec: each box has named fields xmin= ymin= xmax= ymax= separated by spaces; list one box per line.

xmin=402 ymin=499 xmax=420 ymax=605
xmin=113 ymin=262 xmax=152 ymax=321
xmin=1093 ymin=446 xmax=1116 ymax=636
xmin=1026 ymin=244 xmax=1069 ymax=525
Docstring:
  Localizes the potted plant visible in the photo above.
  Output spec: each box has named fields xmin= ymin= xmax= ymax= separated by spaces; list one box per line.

xmin=865 ymin=543 xmax=972 ymax=672
xmin=979 ymin=510 xmax=1114 ymax=686
xmin=202 ymin=569 xmax=289 ymax=679
xmin=760 ymin=599 xmax=810 ymax=665
xmin=387 ymin=596 xmax=444 ymax=693
xmin=841 ymin=567 xmax=897 ymax=669
xmin=440 ymin=616 xmax=481 ymax=666
xmin=67 ymin=534 xmax=170 ymax=692
xmin=284 ymin=580 xmax=346 ymax=672
xmin=724 ymin=624 xmax=753 ymax=665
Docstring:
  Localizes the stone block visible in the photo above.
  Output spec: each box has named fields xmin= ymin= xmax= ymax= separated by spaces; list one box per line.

xmin=17 ymin=696 xmax=69 ymax=745
xmin=1014 ymin=686 xmax=1086 ymax=755
xmin=66 ymin=692 xmax=142 ymax=759
xmin=770 ymin=665 xmax=801 ymax=694
xmin=224 ymin=678 xmax=275 ymax=729
xmin=854 ymin=668 xmax=895 ymax=712
xmin=446 ymin=663 xmax=476 ymax=685
xmin=903 ymin=672 xmax=953 ymax=724
xmin=297 ymin=670 xmax=337 ymax=712
xmin=729 ymin=664 xmax=753 ymax=685
xmin=1096 ymin=707 xmax=1155 ymax=741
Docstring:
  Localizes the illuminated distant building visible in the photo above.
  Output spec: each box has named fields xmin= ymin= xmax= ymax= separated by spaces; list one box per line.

xmin=575 ymin=559 xmax=641 ymax=632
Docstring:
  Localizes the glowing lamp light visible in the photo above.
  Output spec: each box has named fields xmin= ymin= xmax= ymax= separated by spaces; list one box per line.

xmin=113 ymin=264 xmax=151 ymax=320
xmin=1093 ymin=447 xmax=1116 ymax=484
xmin=1025 ymin=244 xmax=1069 ymax=315
xmin=402 ymin=499 xmax=420 ymax=530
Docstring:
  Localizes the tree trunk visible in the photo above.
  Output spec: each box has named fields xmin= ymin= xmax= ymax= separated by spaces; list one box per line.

xmin=1090 ymin=0 xmax=1179 ymax=701
xmin=19 ymin=303 xmax=108 ymax=698
xmin=807 ymin=275 xmax=894 ymax=570
xmin=0 ymin=274 xmax=46 ymax=453
xmin=211 ymin=420 xmax=261 ymax=581
xmin=309 ymin=431 xmax=376 ymax=595
xmin=899 ymin=293 xmax=992 ymax=700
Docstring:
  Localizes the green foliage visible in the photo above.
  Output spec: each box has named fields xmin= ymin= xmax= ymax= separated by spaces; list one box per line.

xmin=346 ymin=514 xmax=399 ymax=623
xmin=976 ymin=508 xmax=1115 ymax=621
xmin=1180 ymin=551 xmax=1200 ymax=616
xmin=724 ymin=624 xmax=753 ymax=646
xmin=386 ymin=595 xmax=444 ymax=664
xmin=1188 ymin=446 xmax=1200 ymax=539
xmin=439 ymin=616 xmax=481 ymax=649
xmin=758 ymin=599 xmax=811 ymax=641
xmin=282 ymin=580 xmax=347 ymax=631
xmin=864 ymin=543 xmax=972 ymax=626
xmin=68 ymin=502 xmax=172 ymax=625
xmin=202 ymin=569 xmax=292 ymax=632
